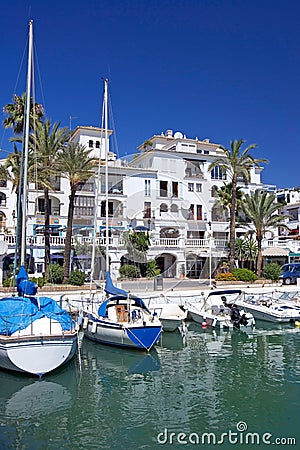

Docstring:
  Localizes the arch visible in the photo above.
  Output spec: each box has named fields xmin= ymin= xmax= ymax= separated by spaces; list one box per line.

xmin=170 ymin=204 xmax=178 ymax=214
xmin=160 ymin=203 xmax=168 ymax=214
xmin=155 ymin=253 xmax=176 ymax=278
xmin=0 ymin=192 xmax=7 ymax=207
xmin=211 ymin=203 xmax=228 ymax=222
xmin=211 ymin=185 xmax=218 ymax=198
xmin=0 ymin=212 xmax=6 ymax=232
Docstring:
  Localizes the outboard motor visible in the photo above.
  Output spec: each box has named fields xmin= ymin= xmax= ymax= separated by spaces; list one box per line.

xmin=230 ymin=304 xmax=241 ymax=329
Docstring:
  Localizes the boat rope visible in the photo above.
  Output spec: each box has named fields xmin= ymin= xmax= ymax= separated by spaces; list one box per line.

xmin=126 ymin=327 xmax=161 ymax=351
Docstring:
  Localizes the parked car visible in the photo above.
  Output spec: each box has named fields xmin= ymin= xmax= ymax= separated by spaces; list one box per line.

xmin=279 ymin=263 xmax=300 ymax=285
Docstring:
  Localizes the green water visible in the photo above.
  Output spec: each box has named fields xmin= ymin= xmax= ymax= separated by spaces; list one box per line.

xmin=0 ymin=323 xmax=299 ymax=449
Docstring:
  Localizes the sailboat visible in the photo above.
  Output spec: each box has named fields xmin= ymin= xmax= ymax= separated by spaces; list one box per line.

xmin=0 ymin=20 xmax=78 ymax=376
xmin=83 ymin=79 xmax=162 ymax=351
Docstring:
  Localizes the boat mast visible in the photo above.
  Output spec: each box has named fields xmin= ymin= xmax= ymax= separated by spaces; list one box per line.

xmin=104 ymin=79 xmax=109 ymax=273
xmin=20 ymin=19 xmax=33 ymax=266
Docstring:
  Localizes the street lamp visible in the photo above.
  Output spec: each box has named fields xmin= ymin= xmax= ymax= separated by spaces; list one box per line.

xmin=208 ymin=221 xmax=212 ymax=288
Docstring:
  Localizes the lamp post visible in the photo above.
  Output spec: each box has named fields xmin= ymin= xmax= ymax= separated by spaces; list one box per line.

xmin=208 ymin=221 xmax=212 ymax=288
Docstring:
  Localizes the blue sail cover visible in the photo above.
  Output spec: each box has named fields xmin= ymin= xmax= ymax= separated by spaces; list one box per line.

xmin=16 ymin=265 xmax=38 ymax=296
xmin=0 ymin=295 xmax=75 ymax=336
xmin=104 ymin=272 xmax=128 ymax=296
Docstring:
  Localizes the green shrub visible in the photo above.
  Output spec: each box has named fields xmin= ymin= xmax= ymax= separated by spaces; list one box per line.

xmin=146 ymin=260 xmax=160 ymax=278
xmin=119 ymin=264 xmax=141 ymax=278
xmin=263 ymin=262 xmax=281 ymax=281
xmin=69 ymin=269 xmax=86 ymax=286
xmin=232 ymin=268 xmax=257 ymax=282
xmin=46 ymin=264 xmax=63 ymax=284
xmin=2 ymin=277 xmax=16 ymax=288
xmin=29 ymin=277 xmax=45 ymax=288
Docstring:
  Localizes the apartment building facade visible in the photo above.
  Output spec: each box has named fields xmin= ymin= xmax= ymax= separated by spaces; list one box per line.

xmin=0 ymin=126 xmax=296 ymax=282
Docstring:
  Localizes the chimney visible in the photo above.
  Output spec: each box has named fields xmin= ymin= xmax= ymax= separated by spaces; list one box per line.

xmin=166 ymin=129 xmax=173 ymax=138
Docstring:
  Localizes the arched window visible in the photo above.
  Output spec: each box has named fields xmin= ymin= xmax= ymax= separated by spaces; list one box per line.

xmin=0 ymin=192 xmax=6 ymax=207
xmin=89 ymin=140 xmax=93 ymax=148
xmin=0 ymin=212 xmax=6 ymax=232
xmin=95 ymin=141 xmax=100 ymax=148
xmin=170 ymin=204 xmax=178 ymax=214
xmin=211 ymin=185 xmax=218 ymax=198
xmin=160 ymin=203 xmax=168 ymax=214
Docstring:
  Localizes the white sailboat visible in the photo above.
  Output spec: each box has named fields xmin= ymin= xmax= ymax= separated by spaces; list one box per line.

xmin=83 ymin=79 xmax=162 ymax=350
xmin=0 ymin=20 xmax=78 ymax=376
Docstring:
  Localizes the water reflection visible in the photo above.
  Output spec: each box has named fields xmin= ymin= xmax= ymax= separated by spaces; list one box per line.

xmin=1 ymin=324 xmax=300 ymax=449
xmin=0 ymin=362 xmax=77 ymax=419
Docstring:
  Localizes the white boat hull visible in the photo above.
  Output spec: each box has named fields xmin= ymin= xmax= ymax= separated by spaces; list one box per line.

xmin=0 ymin=332 xmax=78 ymax=376
xmin=240 ymin=305 xmax=300 ymax=323
xmin=84 ymin=317 xmax=162 ymax=350
xmin=187 ymin=306 xmax=255 ymax=330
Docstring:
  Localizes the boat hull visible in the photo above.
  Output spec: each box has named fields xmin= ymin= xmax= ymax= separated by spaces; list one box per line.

xmin=84 ymin=318 xmax=162 ymax=350
xmin=188 ymin=307 xmax=255 ymax=330
xmin=0 ymin=332 xmax=78 ymax=376
xmin=240 ymin=305 xmax=300 ymax=323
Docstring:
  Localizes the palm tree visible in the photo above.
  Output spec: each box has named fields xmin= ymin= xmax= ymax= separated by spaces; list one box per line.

xmin=241 ymin=190 xmax=286 ymax=277
xmin=57 ymin=142 xmax=94 ymax=283
xmin=216 ymin=182 xmax=244 ymax=213
xmin=29 ymin=120 xmax=70 ymax=276
xmin=3 ymin=93 xmax=44 ymax=135
xmin=209 ymin=140 xmax=267 ymax=272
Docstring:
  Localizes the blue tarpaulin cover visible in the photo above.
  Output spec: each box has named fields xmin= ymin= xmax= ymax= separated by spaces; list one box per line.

xmin=0 ymin=267 xmax=75 ymax=336
xmin=0 ymin=295 xmax=75 ymax=335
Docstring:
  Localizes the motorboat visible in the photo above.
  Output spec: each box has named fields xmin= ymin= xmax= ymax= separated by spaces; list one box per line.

xmin=185 ymin=289 xmax=255 ymax=330
xmin=145 ymin=295 xmax=187 ymax=332
xmin=236 ymin=292 xmax=300 ymax=323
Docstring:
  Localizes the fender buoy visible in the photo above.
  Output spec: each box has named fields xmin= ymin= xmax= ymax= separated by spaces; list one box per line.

xmin=202 ymin=321 xmax=207 ymax=329
xmin=295 ymin=321 xmax=300 ymax=327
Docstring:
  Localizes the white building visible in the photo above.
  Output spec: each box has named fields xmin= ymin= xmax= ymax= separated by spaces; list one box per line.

xmin=0 ymin=126 xmax=295 ymax=282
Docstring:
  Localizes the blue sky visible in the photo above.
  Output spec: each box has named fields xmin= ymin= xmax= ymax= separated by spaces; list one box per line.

xmin=0 ymin=0 xmax=299 ymax=189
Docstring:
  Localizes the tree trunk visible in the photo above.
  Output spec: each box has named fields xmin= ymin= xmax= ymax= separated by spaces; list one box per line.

xmin=63 ymin=189 xmax=76 ymax=283
xmin=44 ymin=188 xmax=51 ymax=277
xmin=256 ymin=237 xmax=263 ymax=278
xmin=229 ymin=177 xmax=237 ymax=272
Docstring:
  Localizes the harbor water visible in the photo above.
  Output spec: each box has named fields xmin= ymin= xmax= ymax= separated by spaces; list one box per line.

xmin=0 ymin=322 xmax=299 ymax=449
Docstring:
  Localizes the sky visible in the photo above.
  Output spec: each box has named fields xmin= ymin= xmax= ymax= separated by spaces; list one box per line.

xmin=0 ymin=0 xmax=299 ymax=189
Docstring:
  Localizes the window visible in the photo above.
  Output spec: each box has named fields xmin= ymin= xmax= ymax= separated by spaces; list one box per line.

xmin=0 ymin=180 xmax=7 ymax=188
xmin=89 ymin=140 xmax=93 ymax=148
xmin=74 ymin=196 xmax=94 ymax=216
xmin=95 ymin=141 xmax=100 ymax=149
xmin=0 ymin=193 xmax=6 ymax=207
xmin=144 ymin=202 xmax=151 ymax=218
xmin=211 ymin=166 xmax=226 ymax=180
xmin=211 ymin=185 xmax=218 ymax=197
xmin=160 ymin=203 xmax=168 ymax=214
xmin=197 ymin=205 xmax=202 ymax=220
xmin=170 ymin=204 xmax=178 ymax=214
xmin=145 ymin=180 xmax=151 ymax=196
xmin=100 ymin=200 xmax=114 ymax=217
xmin=188 ymin=204 xmax=194 ymax=220
xmin=188 ymin=183 xmax=194 ymax=192
xmin=172 ymin=181 xmax=178 ymax=197
xmin=196 ymin=183 xmax=202 ymax=193
xmin=159 ymin=180 xmax=168 ymax=197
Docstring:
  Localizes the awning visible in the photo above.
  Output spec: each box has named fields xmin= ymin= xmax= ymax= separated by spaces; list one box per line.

xmin=289 ymin=252 xmax=300 ymax=257
xmin=262 ymin=247 xmax=289 ymax=257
